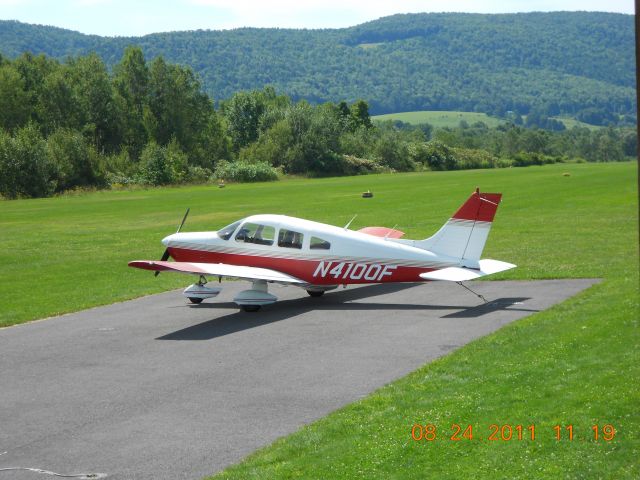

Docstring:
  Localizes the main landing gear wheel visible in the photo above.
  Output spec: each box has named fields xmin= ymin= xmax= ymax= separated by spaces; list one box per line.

xmin=306 ymin=290 xmax=325 ymax=297
xmin=241 ymin=305 xmax=261 ymax=312
xmin=188 ymin=297 xmax=204 ymax=304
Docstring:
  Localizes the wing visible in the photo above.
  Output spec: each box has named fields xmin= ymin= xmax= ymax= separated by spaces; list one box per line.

xmin=128 ymin=260 xmax=305 ymax=284
xmin=419 ymin=259 xmax=516 ymax=282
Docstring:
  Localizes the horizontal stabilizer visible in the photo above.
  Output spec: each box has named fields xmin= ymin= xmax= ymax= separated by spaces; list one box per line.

xmin=419 ymin=259 xmax=516 ymax=282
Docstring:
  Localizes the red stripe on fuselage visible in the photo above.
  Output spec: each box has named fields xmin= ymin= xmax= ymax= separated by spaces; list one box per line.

xmin=168 ymin=247 xmax=433 ymax=285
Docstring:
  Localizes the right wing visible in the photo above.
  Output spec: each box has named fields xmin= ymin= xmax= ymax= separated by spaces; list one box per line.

xmin=128 ymin=260 xmax=305 ymax=284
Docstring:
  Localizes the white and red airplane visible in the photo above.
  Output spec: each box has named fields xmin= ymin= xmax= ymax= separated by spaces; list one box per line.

xmin=129 ymin=188 xmax=515 ymax=311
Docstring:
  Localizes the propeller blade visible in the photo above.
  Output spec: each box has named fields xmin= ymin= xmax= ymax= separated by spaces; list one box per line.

xmin=176 ymin=208 xmax=190 ymax=233
xmin=154 ymin=248 xmax=172 ymax=277
xmin=155 ymin=208 xmax=189 ymax=277
xmin=160 ymin=248 xmax=171 ymax=262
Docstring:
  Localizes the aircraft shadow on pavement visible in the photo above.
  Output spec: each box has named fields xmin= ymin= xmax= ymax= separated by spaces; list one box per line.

xmin=442 ymin=297 xmax=535 ymax=318
xmin=157 ymin=282 xmax=537 ymax=341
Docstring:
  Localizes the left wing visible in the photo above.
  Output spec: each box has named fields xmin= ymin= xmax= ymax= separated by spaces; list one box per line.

xmin=128 ymin=260 xmax=305 ymax=284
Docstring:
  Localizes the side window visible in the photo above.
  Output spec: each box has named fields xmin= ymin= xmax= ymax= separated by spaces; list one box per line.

xmin=310 ymin=236 xmax=331 ymax=250
xmin=278 ymin=229 xmax=304 ymax=249
xmin=235 ymin=223 xmax=275 ymax=246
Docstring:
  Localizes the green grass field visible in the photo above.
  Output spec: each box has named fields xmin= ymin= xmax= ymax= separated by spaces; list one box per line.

xmin=372 ymin=110 xmax=599 ymax=130
xmin=1 ymin=163 xmax=638 ymax=478
xmin=373 ymin=110 xmax=507 ymax=128
xmin=550 ymin=116 xmax=602 ymax=130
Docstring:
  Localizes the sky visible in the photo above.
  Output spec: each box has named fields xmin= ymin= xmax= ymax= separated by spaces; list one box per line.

xmin=0 ymin=0 xmax=635 ymax=37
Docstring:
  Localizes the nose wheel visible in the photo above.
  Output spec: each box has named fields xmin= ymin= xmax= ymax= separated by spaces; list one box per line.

xmin=241 ymin=305 xmax=262 ymax=312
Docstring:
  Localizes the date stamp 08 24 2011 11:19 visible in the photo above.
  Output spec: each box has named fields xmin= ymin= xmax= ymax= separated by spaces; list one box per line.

xmin=411 ymin=424 xmax=617 ymax=442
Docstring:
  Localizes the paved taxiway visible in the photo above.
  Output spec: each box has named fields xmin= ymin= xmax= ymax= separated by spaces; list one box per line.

xmin=0 ymin=279 xmax=598 ymax=479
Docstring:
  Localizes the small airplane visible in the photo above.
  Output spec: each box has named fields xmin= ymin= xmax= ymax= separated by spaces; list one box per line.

xmin=129 ymin=188 xmax=516 ymax=311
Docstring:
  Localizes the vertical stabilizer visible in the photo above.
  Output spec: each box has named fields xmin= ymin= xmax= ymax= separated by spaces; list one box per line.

xmin=414 ymin=189 xmax=502 ymax=267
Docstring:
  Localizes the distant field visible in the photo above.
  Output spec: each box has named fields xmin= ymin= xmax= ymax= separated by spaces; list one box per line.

xmin=551 ymin=116 xmax=602 ymax=130
xmin=373 ymin=110 xmax=601 ymax=130
xmin=373 ymin=111 xmax=507 ymax=128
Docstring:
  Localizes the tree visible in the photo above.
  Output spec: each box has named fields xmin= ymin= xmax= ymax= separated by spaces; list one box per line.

xmin=145 ymin=56 xmax=212 ymax=161
xmin=0 ymin=64 xmax=28 ymax=132
xmin=239 ymin=118 xmax=292 ymax=168
xmin=192 ymin=111 xmax=231 ymax=170
xmin=223 ymin=90 xmax=266 ymax=152
xmin=113 ymin=46 xmax=150 ymax=160
xmin=12 ymin=52 xmax=57 ymax=127
xmin=68 ymin=53 xmax=123 ymax=153
xmin=350 ymin=100 xmax=373 ymax=129
xmin=38 ymin=65 xmax=84 ymax=135
xmin=595 ymin=128 xmax=625 ymax=161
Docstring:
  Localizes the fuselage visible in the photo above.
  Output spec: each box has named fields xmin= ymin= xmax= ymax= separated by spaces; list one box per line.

xmin=163 ymin=214 xmax=458 ymax=286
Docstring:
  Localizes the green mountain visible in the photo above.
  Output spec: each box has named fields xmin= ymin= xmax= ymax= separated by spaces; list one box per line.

xmin=0 ymin=12 xmax=634 ymax=118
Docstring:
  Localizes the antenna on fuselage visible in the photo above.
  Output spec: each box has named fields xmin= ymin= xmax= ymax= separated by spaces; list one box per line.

xmin=343 ymin=214 xmax=358 ymax=230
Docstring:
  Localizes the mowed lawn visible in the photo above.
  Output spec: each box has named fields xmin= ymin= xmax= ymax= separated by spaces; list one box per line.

xmin=373 ymin=110 xmax=506 ymax=128
xmin=372 ymin=110 xmax=599 ymax=130
xmin=1 ymin=163 xmax=638 ymax=477
xmin=204 ymin=162 xmax=634 ymax=479
xmin=0 ymin=162 xmax=634 ymax=327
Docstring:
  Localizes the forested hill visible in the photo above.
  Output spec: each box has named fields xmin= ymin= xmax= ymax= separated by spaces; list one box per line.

xmin=0 ymin=12 xmax=634 ymax=118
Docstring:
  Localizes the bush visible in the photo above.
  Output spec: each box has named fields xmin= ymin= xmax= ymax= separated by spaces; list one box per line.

xmin=512 ymin=151 xmax=562 ymax=166
xmin=450 ymin=147 xmax=499 ymax=169
xmin=422 ymin=141 xmax=457 ymax=170
xmin=137 ymin=142 xmax=172 ymax=185
xmin=46 ymin=128 xmax=105 ymax=191
xmin=186 ymin=165 xmax=213 ymax=183
xmin=164 ymin=139 xmax=189 ymax=183
xmin=372 ymin=131 xmax=413 ymax=171
xmin=0 ymin=124 xmax=57 ymax=199
xmin=338 ymin=155 xmax=384 ymax=175
xmin=136 ymin=140 xmax=189 ymax=186
xmin=214 ymin=161 xmax=279 ymax=182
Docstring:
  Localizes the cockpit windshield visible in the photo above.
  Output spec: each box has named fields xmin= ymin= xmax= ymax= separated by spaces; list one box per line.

xmin=217 ymin=220 xmax=242 ymax=240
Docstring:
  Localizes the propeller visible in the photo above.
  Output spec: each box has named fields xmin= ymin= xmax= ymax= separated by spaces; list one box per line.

xmin=155 ymin=208 xmax=190 ymax=277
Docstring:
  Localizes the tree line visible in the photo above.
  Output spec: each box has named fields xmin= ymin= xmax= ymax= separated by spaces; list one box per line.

xmin=0 ymin=48 xmax=635 ymax=199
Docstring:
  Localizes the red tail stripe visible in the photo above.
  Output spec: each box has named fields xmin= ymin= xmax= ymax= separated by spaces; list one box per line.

xmin=452 ymin=192 xmax=502 ymax=222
